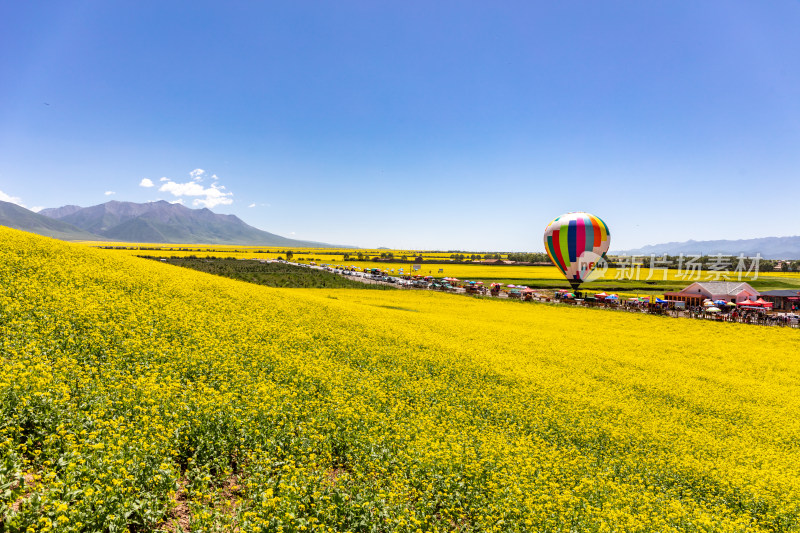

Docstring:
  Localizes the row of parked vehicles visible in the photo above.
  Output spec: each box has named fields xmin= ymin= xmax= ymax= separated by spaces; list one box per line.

xmin=323 ymin=267 xmax=464 ymax=290
xmin=325 ymin=267 xmax=404 ymax=284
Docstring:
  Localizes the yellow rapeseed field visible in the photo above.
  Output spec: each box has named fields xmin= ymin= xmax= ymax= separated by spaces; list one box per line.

xmin=2 ymin=227 xmax=800 ymax=532
xmin=86 ymin=244 xmax=450 ymax=263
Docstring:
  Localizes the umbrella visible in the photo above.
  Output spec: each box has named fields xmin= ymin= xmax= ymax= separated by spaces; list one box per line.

xmin=703 ymin=300 xmax=716 ymax=307
xmin=713 ymin=300 xmax=727 ymax=306
xmin=606 ymin=294 xmax=619 ymax=300
xmin=726 ymin=301 xmax=737 ymax=306
xmin=655 ymin=298 xmax=667 ymax=303
xmin=507 ymin=284 xmax=516 ymax=288
xmin=595 ymin=292 xmax=608 ymax=298
xmin=706 ymin=306 xmax=721 ymax=313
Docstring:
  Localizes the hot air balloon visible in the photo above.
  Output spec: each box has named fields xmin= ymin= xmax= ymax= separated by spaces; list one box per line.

xmin=544 ymin=212 xmax=610 ymax=290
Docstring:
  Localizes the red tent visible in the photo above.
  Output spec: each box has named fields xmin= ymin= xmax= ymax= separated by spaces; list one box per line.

xmin=739 ymin=298 xmax=757 ymax=306
xmin=755 ymin=298 xmax=773 ymax=308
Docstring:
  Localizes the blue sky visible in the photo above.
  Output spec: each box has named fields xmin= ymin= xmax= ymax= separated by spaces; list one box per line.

xmin=1 ymin=1 xmax=798 ymax=251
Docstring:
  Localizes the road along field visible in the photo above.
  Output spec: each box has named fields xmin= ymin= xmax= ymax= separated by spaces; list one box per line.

xmin=2 ymin=227 xmax=800 ymax=532
xmin=142 ymin=257 xmax=392 ymax=290
xmin=320 ymin=261 xmax=800 ymax=294
xmin=91 ymin=243 xmax=800 ymax=294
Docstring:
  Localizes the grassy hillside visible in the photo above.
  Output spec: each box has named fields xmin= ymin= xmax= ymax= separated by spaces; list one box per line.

xmin=0 ymin=201 xmax=103 ymax=241
xmin=2 ymin=227 xmax=800 ymax=532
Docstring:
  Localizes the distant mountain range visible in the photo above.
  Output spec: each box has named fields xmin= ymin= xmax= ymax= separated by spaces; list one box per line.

xmin=616 ymin=236 xmax=800 ymax=260
xmin=6 ymin=200 xmax=798 ymax=256
xmin=0 ymin=201 xmax=103 ymax=241
xmin=2 ymin=200 xmax=346 ymax=247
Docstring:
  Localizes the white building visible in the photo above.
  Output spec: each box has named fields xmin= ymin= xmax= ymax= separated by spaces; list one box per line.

xmin=666 ymin=281 xmax=760 ymax=306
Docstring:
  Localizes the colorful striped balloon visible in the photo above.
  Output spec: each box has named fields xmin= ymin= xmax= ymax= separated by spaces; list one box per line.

xmin=543 ymin=212 xmax=611 ymax=288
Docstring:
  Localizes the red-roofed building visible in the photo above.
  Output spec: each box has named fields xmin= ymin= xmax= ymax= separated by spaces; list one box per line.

xmin=759 ymin=290 xmax=800 ymax=311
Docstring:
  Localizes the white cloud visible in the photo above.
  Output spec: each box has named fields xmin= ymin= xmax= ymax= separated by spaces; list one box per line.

xmin=160 ymin=177 xmax=168 ymax=182
xmin=139 ymin=178 xmax=154 ymax=188
xmin=0 ymin=190 xmax=42 ymax=212
xmin=248 ymin=203 xmax=256 ymax=208
xmin=170 ymin=199 xmax=185 ymax=205
xmin=104 ymin=190 xmax=115 ymax=196
xmin=0 ymin=189 xmax=25 ymax=207
xmin=158 ymin=170 xmax=233 ymax=208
